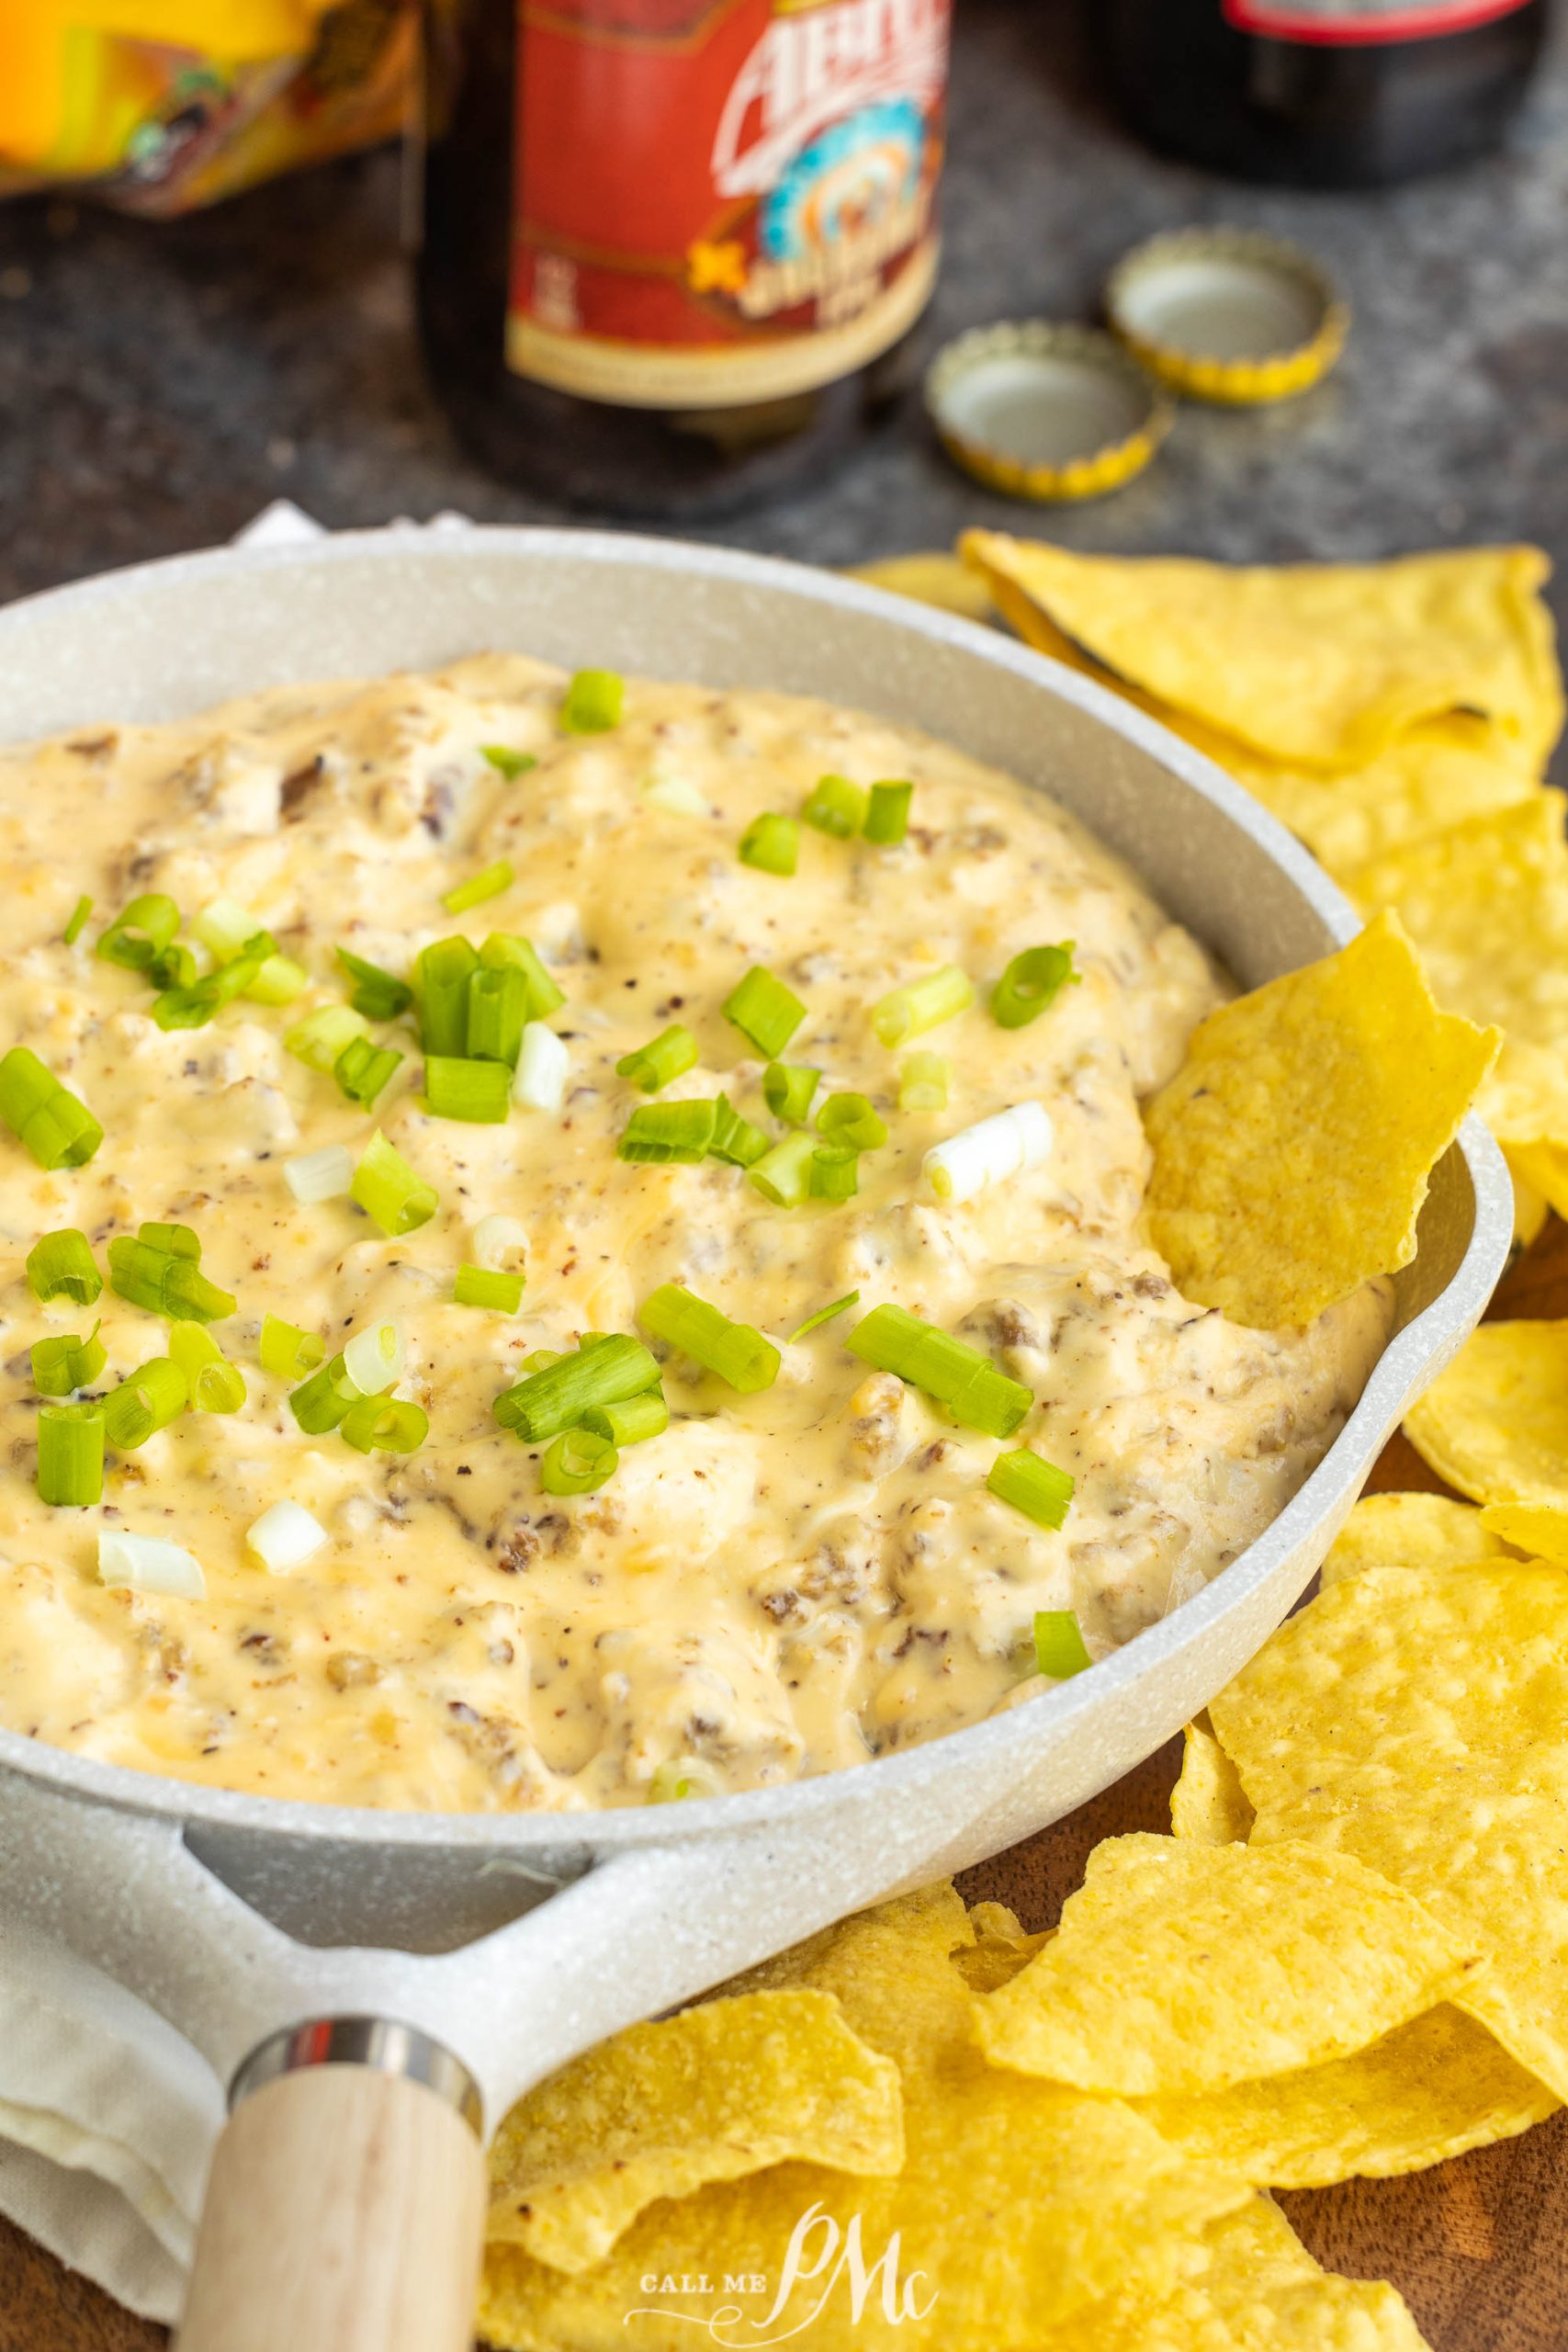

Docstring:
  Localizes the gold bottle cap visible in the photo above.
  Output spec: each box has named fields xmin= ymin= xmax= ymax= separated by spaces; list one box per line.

xmin=1105 ymin=228 xmax=1348 ymax=405
xmin=925 ymin=322 xmax=1173 ymax=503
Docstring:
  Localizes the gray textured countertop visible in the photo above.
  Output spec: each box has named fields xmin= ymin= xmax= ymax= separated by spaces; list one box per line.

xmin=2 ymin=4 xmax=1566 ymax=648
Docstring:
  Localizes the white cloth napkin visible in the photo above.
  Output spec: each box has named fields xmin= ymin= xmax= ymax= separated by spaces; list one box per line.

xmin=0 ymin=499 xmax=434 ymax=2326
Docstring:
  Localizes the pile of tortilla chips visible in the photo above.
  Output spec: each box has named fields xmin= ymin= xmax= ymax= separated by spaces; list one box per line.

xmin=953 ymin=531 xmax=1567 ymax=1245
xmin=478 ymin=1485 xmax=1568 ymax=2351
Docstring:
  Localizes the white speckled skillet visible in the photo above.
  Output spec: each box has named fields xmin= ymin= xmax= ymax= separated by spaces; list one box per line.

xmin=0 ymin=529 xmax=1511 ymax=2350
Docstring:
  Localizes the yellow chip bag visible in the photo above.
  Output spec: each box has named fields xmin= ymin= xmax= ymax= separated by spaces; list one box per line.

xmin=1144 ymin=911 xmax=1496 ymax=1329
xmin=961 ymin=531 xmax=1562 ymax=772
xmin=1209 ymin=1562 xmax=1568 ymax=2102
xmin=1318 ymin=1489 xmax=1515 ymax=1588
xmin=487 ymin=1989 xmax=903 ymax=2273
xmin=972 ymin=1833 xmax=1481 ymax=2098
xmin=1134 ymin=2003 xmax=1555 ymax=2189
xmin=1169 ymin=1717 xmax=1255 ymax=1844
xmin=848 ymin=553 xmax=995 ymax=625
xmin=1480 ymin=1501 xmax=1568 ymax=1565
xmin=1404 ymin=1318 xmax=1568 ymax=1504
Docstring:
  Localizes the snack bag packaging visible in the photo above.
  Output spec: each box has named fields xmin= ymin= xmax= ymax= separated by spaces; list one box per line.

xmin=0 ymin=0 xmax=412 ymax=216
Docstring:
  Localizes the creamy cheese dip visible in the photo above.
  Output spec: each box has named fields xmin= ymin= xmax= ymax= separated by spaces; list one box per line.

xmin=0 ymin=659 xmax=1391 ymax=1811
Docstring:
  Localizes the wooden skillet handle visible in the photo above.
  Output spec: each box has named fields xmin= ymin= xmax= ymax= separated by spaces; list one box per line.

xmin=175 ymin=2019 xmax=486 ymax=2352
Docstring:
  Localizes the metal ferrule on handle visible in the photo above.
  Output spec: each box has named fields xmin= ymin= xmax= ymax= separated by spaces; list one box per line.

xmin=230 ymin=2015 xmax=483 ymax=2133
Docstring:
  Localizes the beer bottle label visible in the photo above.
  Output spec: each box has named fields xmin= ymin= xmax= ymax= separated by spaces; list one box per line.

xmin=1224 ymin=0 xmax=1530 ymax=39
xmin=506 ymin=0 xmax=950 ymax=408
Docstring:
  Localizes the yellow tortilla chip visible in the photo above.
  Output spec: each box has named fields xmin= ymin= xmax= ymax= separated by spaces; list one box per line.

xmin=1134 ymin=2003 xmax=1556 ymax=2188
xmin=1169 ymin=1716 xmax=1256 ymax=1843
xmin=1480 ymin=1500 xmax=1568 ymax=1566
xmin=1506 ymin=1145 xmax=1552 ymax=1247
xmin=1209 ymin=1562 xmax=1568 ymax=2101
xmin=1070 ymin=2194 xmax=1433 ymax=2352
xmin=479 ymin=1885 xmax=1252 ymax=2352
xmin=1224 ymin=731 xmax=1541 ymax=881
xmin=972 ymin=1832 xmax=1482 ymax=2098
xmin=1404 ymin=1318 xmax=1568 ymax=1504
xmin=486 ymin=1989 xmax=903 ymax=2272
xmin=962 ymin=531 xmax=1562 ymax=772
xmin=952 ymin=1902 xmax=1053 ymax=1993
xmin=1144 ymin=911 xmax=1497 ymax=1329
xmin=848 ymin=552 xmax=995 ymax=625
xmin=1318 ymin=1490 xmax=1514 ymax=1589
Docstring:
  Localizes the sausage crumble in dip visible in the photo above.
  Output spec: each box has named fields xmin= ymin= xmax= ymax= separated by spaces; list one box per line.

xmin=0 ymin=658 xmax=1391 ymax=1811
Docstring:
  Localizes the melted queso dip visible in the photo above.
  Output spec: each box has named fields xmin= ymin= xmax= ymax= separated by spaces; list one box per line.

xmin=0 ymin=657 xmax=1389 ymax=1811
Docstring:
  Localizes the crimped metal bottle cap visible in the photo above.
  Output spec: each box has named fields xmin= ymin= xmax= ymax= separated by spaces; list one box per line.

xmin=1105 ymin=228 xmax=1348 ymax=406
xmin=925 ymin=322 xmax=1173 ymax=503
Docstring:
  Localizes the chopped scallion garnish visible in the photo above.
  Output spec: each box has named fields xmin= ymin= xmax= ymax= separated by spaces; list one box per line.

xmin=288 ymin=1351 xmax=356 ymax=1435
xmin=259 ymin=1314 xmax=325 ymax=1380
xmin=335 ymin=945 xmax=413 ymax=1023
xmin=788 ymin=1291 xmax=860 ymax=1342
xmin=352 ymin=1130 xmax=439 ymax=1235
xmin=63 ymin=895 xmax=93 ymax=947
xmin=617 ymin=1024 xmax=698 ymax=1093
xmin=493 ymin=1332 xmax=660 ymax=1442
xmin=708 ymin=1095 xmax=770 ymax=1168
xmin=739 ymin=813 xmax=799 ymax=876
xmin=424 ymin=1054 xmax=513 ymax=1123
xmin=417 ymin=935 xmax=479 ymax=1055
xmin=807 ymin=1143 xmax=859 ymax=1201
xmin=581 ymin=1391 xmax=668 ymax=1447
xmin=96 ymin=893 xmax=179 ymax=973
xmin=924 ymin=1102 xmax=1053 ymax=1204
xmin=455 ymin=1262 xmax=525 ymax=1313
xmin=107 ymin=1232 xmax=234 ymax=1323
xmin=989 ymin=1448 xmax=1075 ymax=1532
xmin=818 ymin=1091 xmax=887 ymax=1151
xmin=847 ymin=1303 xmax=1031 ymax=1438
xmin=540 ymin=1425 xmax=618 ymax=1495
xmin=481 ymin=745 xmax=537 ymax=780
xmin=335 ymin=1035 xmax=403 ymax=1111
xmin=802 ymin=775 xmax=867 ymax=838
xmin=991 ymin=943 xmax=1078 ymax=1030
xmin=27 ymin=1228 xmax=102 ymax=1306
xmin=284 ymin=1144 xmax=355 ymax=1204
xmin=341 ymin=1395 xmax=429 ymax=1454
xmin=762 ymin=1063 xmax=819 ymax=1124
xmin=898 ymin=1052 xmax=950 ymax=1113
xmin=246 ymin=1498 xmax=328 ymax=1573
xmin=102 ymin=1356 xmax=188 ymax=1450
xmin=864 ymin=780 xmax=913 ymax=845
xmin=723 ymin=966 xmax=806 ymax=1059
xmin=869 ymin=966 xmax=974 ymax=1048
xmin=0 ymin=1046 xmax=103 ymax=1170
xmin=31 ymin=1322 xmax=105 ymax=1396
xmin=1033 ymin=1607 xmax=1093 ymax=1679
xmin=466 ymin=964 xmax=528 ymax=1069
xmin=748 ymin=1130 xmax=818 ymax=1207
xmin=342 ymin=1317 xmax=406 ymax=1396
xmin=170 ymin=1323 xmax=247 ymax=1414
xmin=480 ymin=933 xmax=566 ymax=1021
xmin=639 ymin=1283 xmax=780 ymax=1394
xmin=618 ymin=1100 xmax=716 ymax=1164
xmin=138 ymin=1220 xmax=198 ymax=1260
xmin=285 ymin=1001 xmax=367 ymax=1075
xmin=150 ymin=943 xmax=197 ymax=991
xmin=560 ymin=669 xmax=623 ymax=734
xmin=513 ymin=1020 xmax=570 ymax=1113
xmin=37 ymin=1402 xmax=104 ymax=1506
xmin=442 ymin=859 xmax=514 ymax=917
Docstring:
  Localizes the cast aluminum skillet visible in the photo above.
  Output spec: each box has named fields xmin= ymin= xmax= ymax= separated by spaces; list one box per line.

xmin=0 ymin=528 xmax=1510 ymax=2350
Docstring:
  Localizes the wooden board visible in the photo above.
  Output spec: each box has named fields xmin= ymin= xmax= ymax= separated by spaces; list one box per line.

xmin=6 ymin=1222 xmax=1566 ymax=2352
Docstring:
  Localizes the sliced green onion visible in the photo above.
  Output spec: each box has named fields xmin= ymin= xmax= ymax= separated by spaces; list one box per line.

xmin=616 ymin=1024 xmax=698 ymax=1093
xmin=417 ymin=936 xmax=479 ymax=1055
xmin=424 ymin=1054 xmax=513 ymax=1123
xmin=898 ymin=1052 xmax=950 ymax=1113
xmin=96 ymin=893 xmax=179 ymax=972
xmin=289 ymin=1351 xmax=356 ymax=1434
xmin=514 ymin=1020 xmax=570 ymax=1113
xmin=335 ymin=945 xmax=413 ymax=1023
xmin=639 ymin=1283 xmax=779 ymax=1394
xmin=990 ymin=1448 xmax=1075 ymax=1532
xmin=991 ymin=943 xmax=1078 ymax=1030
xmin=341 ymin=1316 xmax=406 ymax=1395
xmin=560 ymin=668 xmax=623 ymax=734
xmin=642 ymin=775 xmax=710 ymax=818
xmin=739 ymin=813 xmax=799 ymax=876
xmin=152 ymin=941 xmax=268 ymax=1030
xmin=102 ymin=1357 xmax=188 ymax=1449
xmin=0 ymin=1047 xmax=103 ymax=1170
xmin=763 ymin=1063 xmax=819 ymax=1124
xmin=708 ymin=1096 xmax=770 ymax=1169
xmin=649 ymin=1757 xmax=723 ymax=1803
xmin=480 ymin=932 xmax=566 ymax=1020
xmin=246 ymin=1498 xmax=327 ymax=1573
xmin=455 ymin=1262 xmax=525 ymax=1313
xmin=97 ymin=1528 xmax=204 ymax=1596
xmin=442 ymin=859 xmax=514 ymax=917
xmin=466 ymin=964 xmax=528 ymax=1068
xmin=540 ymin=1426 xmax=618 ymax=1495
xmin=864 ymin=780 xmax=913 ymax=845
xmin=519 ymin=1348 xmax=565 ymax=1375
xmin=789 ymin=1292 xmax=860 ymax=1342
xmin=352 ymin=1130 xmax=438 ymax=1235
xmin=341 ymin=1395 xmax=429 ymax=1454
xmin=285 ymin=1001 xmax=367 ymax=1074
xmin=259 ymin=1314 xmax=325 ymax=1379
xmin=581 ymin=1391 xmax=668 ymax=1447
xmin=618 ymin=1100 xmax=716 ymax=1164
xmin=285 ymin=1144 xmax=355 ymax=1204
xmin=138 ymin=1221 xmax=199 ymax=1260
xmin=107 ymin=1236 xmax=234 ymax=1323
xmin=818 ymin=1091 xmax=887 ymax=1151
xmin=170 ymin=1323 xmax=247 ymax=1414
xmin=334 ymin=1035 xmax=402 ymax=1110
xmin=37 ymin=1402 xmax=104 ymax=1506
xmin=847 ymin=1304 xmax=1031 ymax=1438
xmin=802 ymin=774 xmax=867 ymax=838
xmin=723 ymin=967 xmax=806 ymax=1058
xmin=27 ymin=1228 xmax=102 ymax=1306
xmin=63 ymin=895 xmax=93 ymax=947
xmin=925 ymin=1102 xmax=1053 ymax=1204
xmin=245 ymin=951 xmax=309 ymax=1006
xmin=31 ymin=1322 xmax=105 ymax=1396
xmin=808 ymin=1143 xmax=859 ymax=1201
xmin=1033 ymin=1607 xmax=1093 ymax=1679
xmin=493 ymin=1333 xmax=660 ymax=1442
xmin=870 ymin=966 xmax=974 ymax=1048
xmin=149 ymin=943 xmax=197 ymax=991
xmin=194 ymin=899 xmax=304 ymax=1004
xmin=472 ymin=1213 xmax=527 ymax=1271
xmin=748 ymin=1131 xmax=818 ymax=1207
xmin=481 ymin=745 xmax=537 ymax=780
xmin=194 ymin=896 xmax=264 ymax=962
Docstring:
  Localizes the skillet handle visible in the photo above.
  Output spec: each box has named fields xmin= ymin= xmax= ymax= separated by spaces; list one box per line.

xmin=174 ymin=2018 xmax=485 ymax=2352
